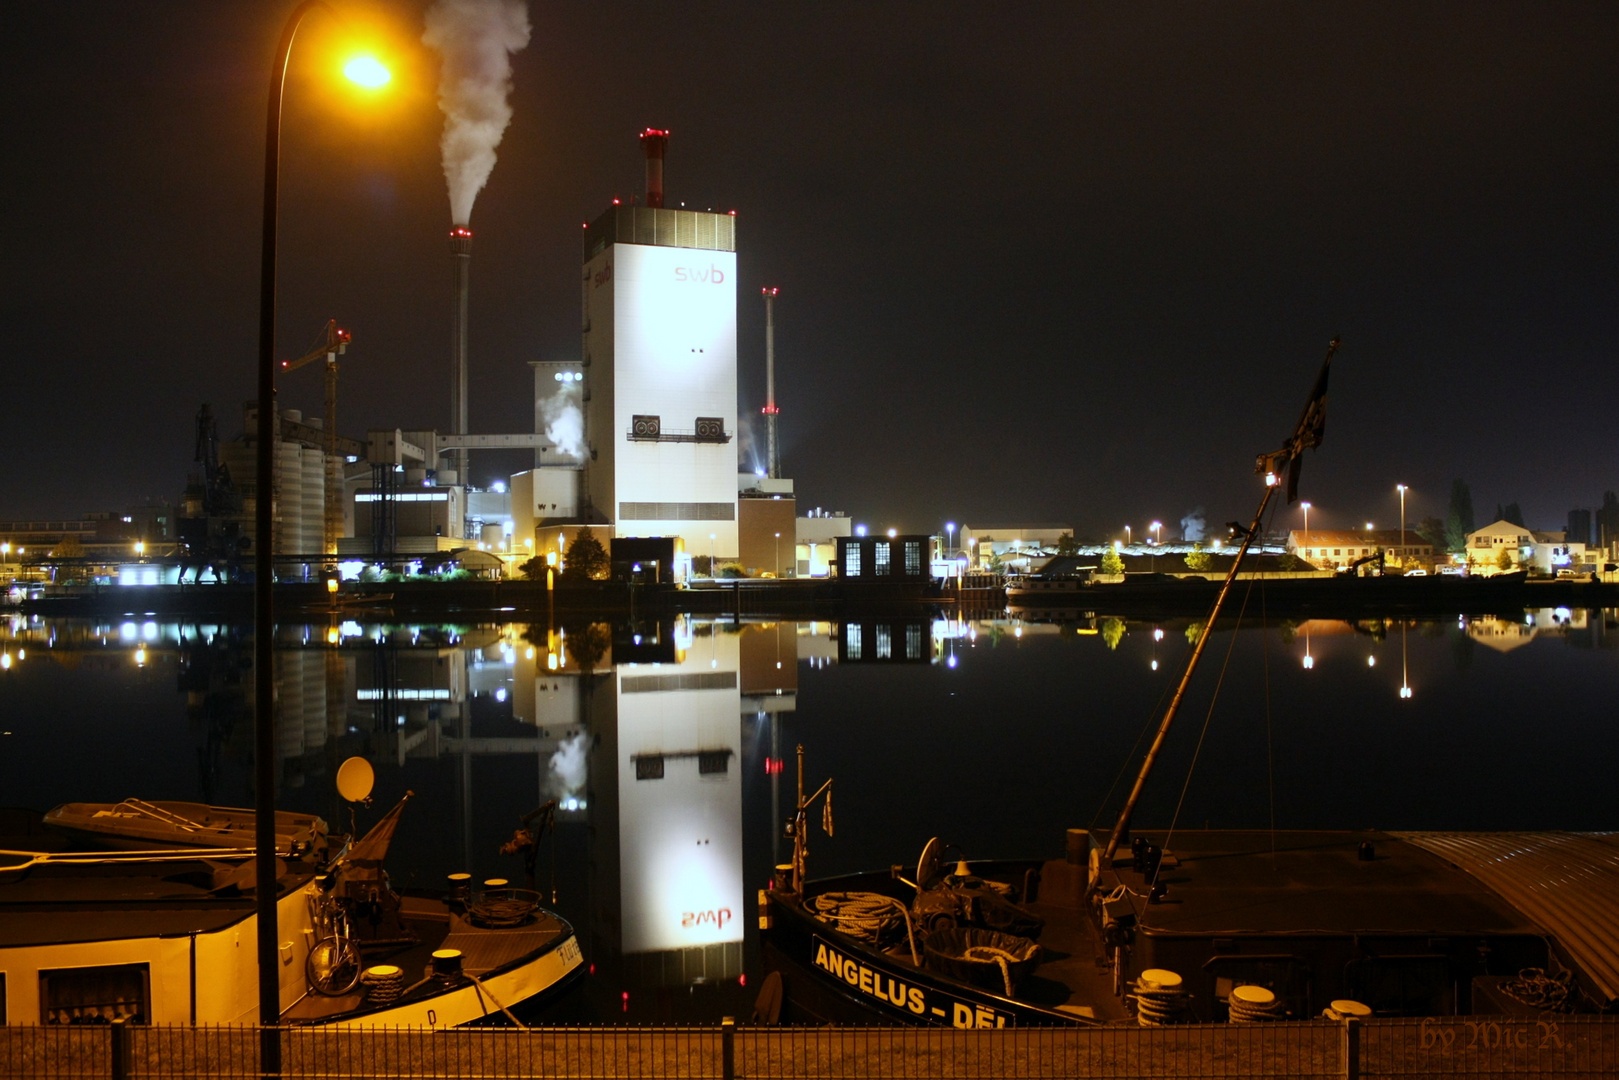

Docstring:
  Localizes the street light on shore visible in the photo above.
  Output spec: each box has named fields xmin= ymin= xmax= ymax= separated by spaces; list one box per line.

xmin=252 ymin=1 xmax=390 ymax=1044
xmin=1301 ymin=502 xmax=1312 ymax=566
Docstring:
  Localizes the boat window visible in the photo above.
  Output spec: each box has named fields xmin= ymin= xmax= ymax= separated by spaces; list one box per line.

xmin=1347 ymin=956 xmax=1452 ymax=1016
xmin=40 ymin=963 xmax=149 ymax=1025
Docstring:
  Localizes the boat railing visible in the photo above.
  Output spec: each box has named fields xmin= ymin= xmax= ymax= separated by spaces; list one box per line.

xmin=4 ymin=1014 xmax=1616 ymax=1079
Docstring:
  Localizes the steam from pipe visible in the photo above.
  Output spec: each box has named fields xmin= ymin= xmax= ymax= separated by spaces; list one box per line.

xmin=539 ymin=391 xmax=585 ymax=460
xmin=423 ymin=0 xmax=532 ymax=225
xmin=546 ymin=732 xmax=588 ymax=801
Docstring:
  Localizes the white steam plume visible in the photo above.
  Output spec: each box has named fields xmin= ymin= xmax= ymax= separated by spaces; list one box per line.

xmin=1180 ymin=508 xmax=1207 ymax=543
xmin=422 ymin=0 xmax=531 ymax=226
xmin=546 ymin=732 xmax=588 ymax=801
xmin=539 ymin=391 xmax=585 ymax=460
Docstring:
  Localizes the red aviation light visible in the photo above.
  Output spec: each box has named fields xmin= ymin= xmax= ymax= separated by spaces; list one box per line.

xmin=761 ymin=406 xmax=779 ymax=415
xmin=449 ymin=227 xmax=472 ymax=238
xmin=764 ymin=757 xmax=784 ymax=774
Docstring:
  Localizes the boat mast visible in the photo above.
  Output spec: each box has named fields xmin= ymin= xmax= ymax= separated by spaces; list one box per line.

xmin=1091 ymin=338 xmax=1339 ymax=892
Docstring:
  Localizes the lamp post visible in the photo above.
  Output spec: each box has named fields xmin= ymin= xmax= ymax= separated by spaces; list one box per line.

xmin=1396 ymin=484 xmax=1408 ymax=565
xmin=1301 ymin=501 xmax=1312 ymax=567
xmin=946 ymin=521 xmax=956 ymax=565
xmin=774 ymin=532 xmax=781 ymax=578
xmin=252 ymin=2 xmax=387 ymax=1044
xmin=710 ymin=533 xmax=717 ymax=578
xmin=1124 ymin=524 xmax=1131 ymax=547
xmin=1149 ymin=521 xmax=1161 ymax=572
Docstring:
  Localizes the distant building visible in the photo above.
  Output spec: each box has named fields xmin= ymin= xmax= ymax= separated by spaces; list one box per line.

xmin=1286 ymin=529 xmax=1432 ymax=570
xmin=836 ymin=534 xmax=931 ymax=582
xmin=960 ymin=524 xmax=1072 ymax=573
xmin=1464 ymin=520 xmax=1534 ymax=572
xmin=795 ymin=508 xmax=851 ymax=578
xmin=1460 ymin=520 xmax=1587 ymax=573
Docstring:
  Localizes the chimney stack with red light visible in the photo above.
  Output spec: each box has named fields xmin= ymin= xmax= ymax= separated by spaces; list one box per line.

xmin=641 ymin=128 xmax=669 ymax=209
xmin=762 ymin=288 xmax=781 ymax=479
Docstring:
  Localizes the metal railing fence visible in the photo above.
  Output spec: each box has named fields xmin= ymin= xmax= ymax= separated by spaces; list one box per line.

xmin=2 ymin=1015 xmax=1615 ymax=1080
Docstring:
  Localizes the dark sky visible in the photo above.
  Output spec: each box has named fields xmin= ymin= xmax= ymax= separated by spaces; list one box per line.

xmin=2 ymin=2 xmax=1616 ymax=538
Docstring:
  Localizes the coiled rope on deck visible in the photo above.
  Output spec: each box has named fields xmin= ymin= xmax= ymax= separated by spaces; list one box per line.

xmin=1499 ymin=967 xmax=1573 ymax=1011
xmin=961 ymin=945 xmax=1022 ymax=997
xmin=809 ymin=891 xmax=920 ymax=964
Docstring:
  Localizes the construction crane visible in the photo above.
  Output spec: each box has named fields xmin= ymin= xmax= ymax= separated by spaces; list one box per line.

xmin=280 ymin=319 xmax=351 ymax=556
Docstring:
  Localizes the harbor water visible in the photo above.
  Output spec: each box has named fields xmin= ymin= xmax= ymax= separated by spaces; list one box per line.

xmin=2 ymin=608 xmax=1616 ymax=1022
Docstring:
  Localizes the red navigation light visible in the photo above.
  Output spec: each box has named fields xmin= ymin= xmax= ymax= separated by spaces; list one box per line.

xmin=739 ymin=974 xmax=747 ymax=987
xmin=588 ymin=963 xmax=595 ymax=975
xmin=612 ymin=197 xmax=620 ymax=205
xmin=641 ymin=127 xmax=670 ymax=139
xmin=728 ymin=210 xmax=737 ymax=216
xmin=764 ymin=757 xmax=784 ymax=774
xmin=621 ymin=991 xmax=630 ymax=1012
xmin=761 ymin=287 xmax=779 ymax=297
xmin=761 ymin=406 xmax=779 ymax=415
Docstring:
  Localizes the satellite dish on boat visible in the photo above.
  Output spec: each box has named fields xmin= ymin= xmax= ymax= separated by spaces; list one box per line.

xmin=917 ymin=836 xmax=943 ymax=892
xmin=336 ymin=757 xmax=375 ymax=804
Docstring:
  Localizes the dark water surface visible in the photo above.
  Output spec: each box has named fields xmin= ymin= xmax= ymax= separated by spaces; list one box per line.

xmin=2 ymin=608 xmax=1615 ymax=1021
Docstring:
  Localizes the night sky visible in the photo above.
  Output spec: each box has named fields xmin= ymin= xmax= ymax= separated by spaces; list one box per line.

xmin=2 ymin=2 xmax=1616 ymax=539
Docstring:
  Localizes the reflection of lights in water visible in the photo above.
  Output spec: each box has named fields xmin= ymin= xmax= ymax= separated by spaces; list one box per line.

xmin=1153 ymin=628 xmax=1164 ymax=641
xmin=947 ymin=654 xmax=957 ymax=668
xmin=142 ymin=621 xmax=158 ymax=641
xmin=326 ymin=627 xmax=340 ymax=644
xmin=1367 ymin=656 xmax=1376 ymax=667
xmin=495 ymin=688 xmax=507 ymax=703
xmin=547 ymin=653 xmax=558 ymax=671
xmin=1151 ymin=659 xmax=1158 ymax=671
xmin=134 ymin=647 xmax=146 ymax=666
xmin=0 ymin=653 xmax=10 ymax=670
xmin=120 ymin=622 xmax=137 ymax=641
xmin=525 ymin=647 xmax=535 ymax=660
xmin=1014 ymin=626 xmax=1022 ymax=638
xmin=1303 ymin=653 xmax=1314 ymax=669
xmin=1400 ymin=685 xmax=1413 ymax=699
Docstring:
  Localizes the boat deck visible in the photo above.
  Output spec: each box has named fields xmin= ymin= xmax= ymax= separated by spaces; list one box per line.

xmin=282 ymin=894 xmax=571 ymax=1023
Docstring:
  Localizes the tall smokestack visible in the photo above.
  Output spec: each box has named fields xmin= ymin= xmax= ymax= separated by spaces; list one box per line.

xmin=449 ymin=226 xmax=473 ymax=483
xmin=762 ymin=287 xmax=780 ymax=479
xmin=641 ymin=128 xmax=669 ymax=209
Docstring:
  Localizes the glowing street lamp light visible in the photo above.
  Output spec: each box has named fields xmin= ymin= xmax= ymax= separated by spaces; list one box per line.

xmin=1124 ymin=525 xmax=1131 ymax=546
xmin=945 ymin=521 xmax=956 ymax=560
xmin=251 ymin=2 xmax=391 ymax=1040
xmin=1149 ymin=522 xmax=1162 ymax=545
xmin=1301 ymin=501 xmax=1312 ymax=566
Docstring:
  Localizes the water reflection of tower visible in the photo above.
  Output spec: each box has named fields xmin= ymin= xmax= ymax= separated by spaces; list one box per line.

xmin=179 ymin=624 xmax=249 ymax=804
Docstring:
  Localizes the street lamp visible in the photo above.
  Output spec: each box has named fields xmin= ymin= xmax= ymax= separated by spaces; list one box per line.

xmin=1396 ymin=484 xmax=1408 ymax=564
xmin=1149 ymin=521 xmax=1161 ymax=572
xmin=1301 ymin=502 xmax=1312 ymax=566
xmin=774 ymin=532 xmax=781 ymax=577
xmin=252 ymin=1 xmax=389 ymax=1039
xmin=710 ymin=533 xmax=717 ymax=578
xmin=1124 ymin=525 xmax=1131 ymax=547
xmin=945 ymin=521 xmax=955 ymax=561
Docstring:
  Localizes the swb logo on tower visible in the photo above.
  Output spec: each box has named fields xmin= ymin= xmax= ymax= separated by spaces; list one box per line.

xmin=674 ymin=264 xmax=726 ymax=283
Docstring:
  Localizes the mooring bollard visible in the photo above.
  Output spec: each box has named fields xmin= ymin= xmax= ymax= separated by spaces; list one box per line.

xmin=1341 ymin=1016 xmax=1361 ymax=1080
xmin=721 ymin=1015 xmax=736 ymax=1080
xmin=109 ymin=1017 xmax=130 ymax=1080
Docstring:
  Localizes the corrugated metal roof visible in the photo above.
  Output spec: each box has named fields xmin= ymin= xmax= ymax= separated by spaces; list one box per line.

xmin=1392 ymin=832 xmax=1619 ymax=1006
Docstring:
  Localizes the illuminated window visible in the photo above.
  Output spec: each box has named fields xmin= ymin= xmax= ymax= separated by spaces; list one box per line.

xmin=875 ymin=543 xmax=891 ymax=575
xmin=845 ymin=623 xmax=862 ymax=660
xmin=876 ymin=625 xmax=892 ymax=659
xmin=846 ymin=545 xmax=862 ymax=576
xmin=906 ymin=625 xmax=923 ymax=659
xmin=905 ymin=541 xmax=921 ymax=575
